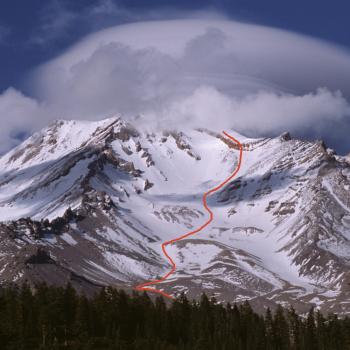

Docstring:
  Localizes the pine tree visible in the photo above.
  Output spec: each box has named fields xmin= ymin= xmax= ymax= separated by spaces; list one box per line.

xmin=265 ymin=308 xmax=274 ymax=350
xmin=304 ymin=308 xmax=317 ymax=350
xmin=273 ymin=304 xmax=290 ymax=350
xmin=287 ymin=306 xmax=302 ymax=350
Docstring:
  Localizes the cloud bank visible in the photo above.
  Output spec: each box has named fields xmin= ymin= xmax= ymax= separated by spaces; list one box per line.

xmin=1 ymin=19 xmax=350 ymax=153
xmin=163 ymin=87 xmax=350 ymax=133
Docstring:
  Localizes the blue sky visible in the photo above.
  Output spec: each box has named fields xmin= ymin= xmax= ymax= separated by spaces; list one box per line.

xmin=0 ymin=0 xmax=350 ymax=153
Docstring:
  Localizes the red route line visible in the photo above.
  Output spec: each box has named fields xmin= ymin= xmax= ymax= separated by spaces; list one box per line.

xmin=134 ymin=131 xmax=243 ymax=300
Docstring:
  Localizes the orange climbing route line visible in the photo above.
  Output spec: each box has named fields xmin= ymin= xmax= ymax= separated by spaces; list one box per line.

xmin=134 ymin=131 xmax=243 ymax=300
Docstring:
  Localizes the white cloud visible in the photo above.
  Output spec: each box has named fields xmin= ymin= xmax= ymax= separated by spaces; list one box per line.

xmin=36 ymin=19 xmax=350 ymax=97
xmin=0 ymin=88 xmax=48 ymax=152
xmin=162 ymin=86 xmax=350 ymax=134
xmin=1 ymin=18 xmax=350 ymax=153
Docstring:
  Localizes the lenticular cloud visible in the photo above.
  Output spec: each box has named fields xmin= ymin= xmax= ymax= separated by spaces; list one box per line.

xmin=1 ymin=18 xmax=350 ymax=153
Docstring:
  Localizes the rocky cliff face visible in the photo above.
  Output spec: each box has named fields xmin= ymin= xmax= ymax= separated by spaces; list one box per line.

xmin=0 ymin=117 xmax=350 ymax=314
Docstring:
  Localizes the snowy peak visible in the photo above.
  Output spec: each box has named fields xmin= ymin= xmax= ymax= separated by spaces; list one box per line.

xmin=0 ymin=117 xmax=350 ymax=314
xmin=3 ymin=118 xmax=121 ymax=167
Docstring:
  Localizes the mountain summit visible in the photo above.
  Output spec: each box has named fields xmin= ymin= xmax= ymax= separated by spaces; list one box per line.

xmin=0 ymin=117 xmax=349 ymax=314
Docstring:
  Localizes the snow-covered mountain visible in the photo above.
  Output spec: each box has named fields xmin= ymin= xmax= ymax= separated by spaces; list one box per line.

xmin=1 ymin=117 xmax=350 ymax=314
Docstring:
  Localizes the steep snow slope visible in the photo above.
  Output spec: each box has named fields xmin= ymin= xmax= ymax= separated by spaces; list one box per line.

xmin=0 ymin=117 xmax=350 ymax=314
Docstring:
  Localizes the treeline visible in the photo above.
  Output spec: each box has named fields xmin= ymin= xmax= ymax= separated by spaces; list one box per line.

xmin=0 ymin=284 xmax=349 ymax=350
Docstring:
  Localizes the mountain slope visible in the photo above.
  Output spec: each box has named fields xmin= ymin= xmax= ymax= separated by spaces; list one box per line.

xmin=0 ymin=117 xmax=350 ymax=314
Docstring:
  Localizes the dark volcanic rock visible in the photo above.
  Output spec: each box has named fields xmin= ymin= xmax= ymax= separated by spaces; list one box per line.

xmin=26 ymin=248 xmax=54 ymax=264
